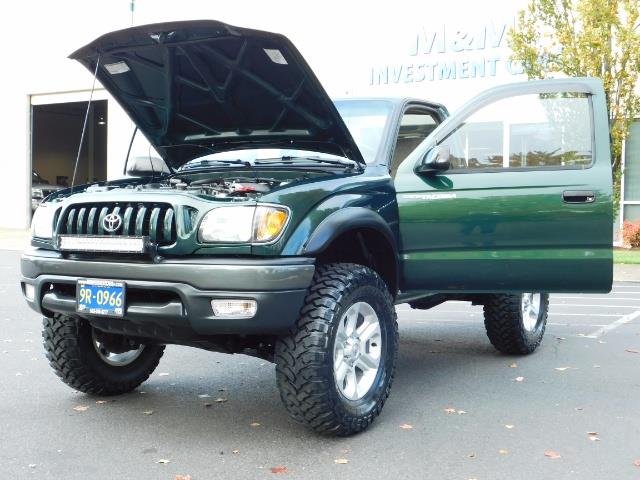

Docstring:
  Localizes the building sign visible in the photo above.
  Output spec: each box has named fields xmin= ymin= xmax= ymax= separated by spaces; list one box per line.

xmin=369 ymin=20 xmax=524 ymax=85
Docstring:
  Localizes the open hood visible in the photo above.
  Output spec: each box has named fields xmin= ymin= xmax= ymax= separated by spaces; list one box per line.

xmin=70 ymin=20 xmax=364 ymax=168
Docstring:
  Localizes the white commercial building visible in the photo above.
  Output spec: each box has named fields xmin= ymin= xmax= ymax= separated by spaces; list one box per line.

xmin=2 ymin=0 xmax=633 ymax=238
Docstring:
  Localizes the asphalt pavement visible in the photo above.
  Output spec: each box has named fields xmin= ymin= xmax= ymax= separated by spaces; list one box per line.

xmin=1 ymin=249 xmax=639 ymax=480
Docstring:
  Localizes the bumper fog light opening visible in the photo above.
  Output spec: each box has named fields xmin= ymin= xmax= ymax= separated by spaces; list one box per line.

xmin=210 ymin=299 xmax=257 ymax=318
xmin=24 ymin=283 xmax=36 ymax=301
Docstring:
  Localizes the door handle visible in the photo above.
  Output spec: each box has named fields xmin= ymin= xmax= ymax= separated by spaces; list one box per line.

xmin=562 ymin=190 xmax=596 ymax=203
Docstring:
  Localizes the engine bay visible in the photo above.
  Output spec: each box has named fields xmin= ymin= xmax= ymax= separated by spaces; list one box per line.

xmin=168 ymin=176 xmax=281 ymax=198
xmin=125 ymin=174 xmax=304 ymax=199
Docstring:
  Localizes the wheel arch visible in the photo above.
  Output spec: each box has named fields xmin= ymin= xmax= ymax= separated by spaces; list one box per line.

xmin=302 ymin=208 xmax=399 ymax=296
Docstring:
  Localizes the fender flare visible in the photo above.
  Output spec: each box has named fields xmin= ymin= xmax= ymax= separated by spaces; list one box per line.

xmin=302 ymin=207 xmax=398 ymax=257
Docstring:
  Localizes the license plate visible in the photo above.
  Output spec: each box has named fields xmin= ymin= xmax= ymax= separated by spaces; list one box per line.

xmin=77 ymin=279 xmax=126 ymax=317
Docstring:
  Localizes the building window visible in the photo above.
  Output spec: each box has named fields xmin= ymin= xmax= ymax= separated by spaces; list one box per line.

xmin=623 ymin=121 xmax=640 ymax=223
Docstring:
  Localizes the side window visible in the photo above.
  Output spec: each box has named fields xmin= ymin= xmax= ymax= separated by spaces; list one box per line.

xmin=391 ymin=108 xmax=438 ymax=177
xmin=440 ymin=92 xmax=592 ymax=171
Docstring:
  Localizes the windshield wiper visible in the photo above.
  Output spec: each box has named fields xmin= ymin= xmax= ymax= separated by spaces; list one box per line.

xmin=179 ymin=159 xmax=252 ymax=170
xmin=255 ymin=156 xmax=361 ymax=170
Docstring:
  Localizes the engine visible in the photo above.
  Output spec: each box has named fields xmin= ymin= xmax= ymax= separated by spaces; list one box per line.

xmin=168 ymin=177 xmax=281 ymax=198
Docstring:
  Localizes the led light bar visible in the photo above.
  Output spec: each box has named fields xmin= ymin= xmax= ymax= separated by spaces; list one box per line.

xmin=57 ymin=235 xmax=147 ymax=253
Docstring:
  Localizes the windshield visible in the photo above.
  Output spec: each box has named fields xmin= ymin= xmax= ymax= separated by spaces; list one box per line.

xmin=334 ymin=100 xmax=391 ymax=163
xmin=129 ymin=99 xmax=393 ymax=171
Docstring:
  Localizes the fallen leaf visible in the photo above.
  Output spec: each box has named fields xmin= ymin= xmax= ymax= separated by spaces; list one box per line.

xmin=143 ymin=410 xmax=153 ymax=415
xmin=73 ymin=405 xmax=89 ymax=412
xmin=334 ymin=458 xmax=349 ymax=464
xmin=468 ymin=453 xmax=476 ymax=458
xmin=514 ymin=376 xmax=524 ymax=382
xmin=505 ymin=424 xmax=514 ymax=429
xmin=444 ymin=408 xmax=457 ymax=414
xmin=544 ymin=450 xmax=561 ymax=459
xmin=157 ymin=459 xmax=170 ymax=464
xmin=203 ymin=403 xmax=212 ymax=408
xmin=399 ymin=423 xmax=413 ymax=429
xmin=232 ymin=449 xmax=240 ymax=454
xmin=95 ymin=400 xmax=107 ymax=405
xmin=626 ymin=348 xmax=639 ymax=354
xmin=509 ymin=363 xmax=518 ymax=368
xmin=158 ymin=372 xmax=169 ymax=376
xmin=250 ymin=422 xmax=261 ymax=427
xmin=270 ymin=466 xmax=288 ymax=474
xmin=499 ymin=449 xmax=509 ymax=455
xmin=634 ymin=459 xmax=640 ymax=467
xmin=587 ymin=431 xmax=598 ymax=435
xmin=215 ymin=398 xmax=227 ymax=403
xmin=175 ymin=475 xmax=192 ymax=480
xmin=555 ymin=367 xmax=570 ymax=371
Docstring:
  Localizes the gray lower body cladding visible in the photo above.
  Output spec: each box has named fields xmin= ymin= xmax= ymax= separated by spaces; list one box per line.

xmin=21 ymin=248 xmax=315 ymax=341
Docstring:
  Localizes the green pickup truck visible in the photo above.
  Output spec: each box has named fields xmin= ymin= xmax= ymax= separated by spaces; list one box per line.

xmin=21 ymin=20 xmax=612 ymax=436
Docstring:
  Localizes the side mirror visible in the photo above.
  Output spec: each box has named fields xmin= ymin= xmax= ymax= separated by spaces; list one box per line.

xmin=416 ymin=146 xmax=451 ymax=174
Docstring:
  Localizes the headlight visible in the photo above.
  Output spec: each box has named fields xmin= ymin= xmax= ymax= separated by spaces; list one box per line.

xmin=198 ymin=205 xmax=289 ymax=243
xmin=31 ymin=204 xmax=57 ymax=239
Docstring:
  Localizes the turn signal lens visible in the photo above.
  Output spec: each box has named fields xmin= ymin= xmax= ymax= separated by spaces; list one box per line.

xmin=253 ymin=206 xmax=289 ymax=242
xmin=31 ymin=204 xmax=57 ymax=239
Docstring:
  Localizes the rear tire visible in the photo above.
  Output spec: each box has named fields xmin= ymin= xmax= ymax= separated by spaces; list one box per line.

xmin=483 ymin=293 xmax=549 ymax=355
xmin=43 ymin=314 xmax=165 ymax=395
xmin=275 ymin=263 xmax=398 ymax=436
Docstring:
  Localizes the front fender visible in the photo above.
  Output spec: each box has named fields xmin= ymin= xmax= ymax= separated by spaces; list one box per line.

xmin=301 ymin=207 xmax=397 ymax=256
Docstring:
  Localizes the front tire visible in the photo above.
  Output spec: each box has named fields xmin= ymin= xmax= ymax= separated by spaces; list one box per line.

xmin=43 ymin=315 xmax=165 ymax=395
xmin=275 ymin=263 xmax=398 ymax=436
xmin=483 ymin=293 xmax=549 ymax=355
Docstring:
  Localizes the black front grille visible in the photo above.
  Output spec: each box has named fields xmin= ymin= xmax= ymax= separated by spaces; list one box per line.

xmin=58 ymin=202 xmax=177 ymax=245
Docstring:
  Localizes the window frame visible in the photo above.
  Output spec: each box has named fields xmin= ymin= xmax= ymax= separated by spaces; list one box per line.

xmin=388 ymin=101 xmax=444 ymax=170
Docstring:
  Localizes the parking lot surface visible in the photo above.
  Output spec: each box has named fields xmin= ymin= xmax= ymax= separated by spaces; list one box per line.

xmin=1 ymin=249 xmax=639 ymax=479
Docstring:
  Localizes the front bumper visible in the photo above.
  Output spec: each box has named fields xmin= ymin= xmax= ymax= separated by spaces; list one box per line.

xmin=21 ymin=248 xmax=315 ymax=339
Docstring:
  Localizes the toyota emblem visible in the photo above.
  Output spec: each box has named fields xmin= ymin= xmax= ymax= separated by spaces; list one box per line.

xmin=103 ymin=212 xmax=122 ymax=232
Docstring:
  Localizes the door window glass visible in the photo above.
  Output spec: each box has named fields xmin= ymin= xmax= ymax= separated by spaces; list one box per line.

xmin=391 ymin=109 xmax=438 ymax=176
xmin=440 ymin=92 xmax=592 ymax=170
